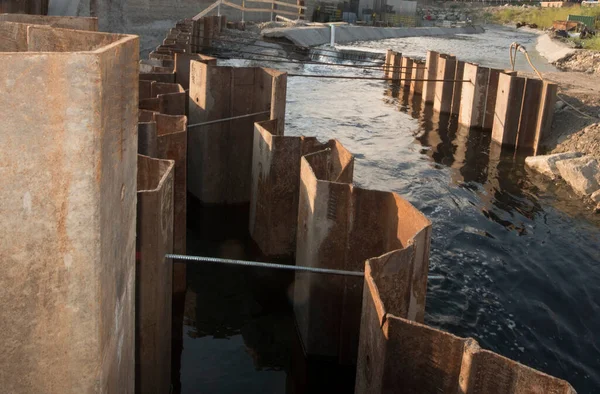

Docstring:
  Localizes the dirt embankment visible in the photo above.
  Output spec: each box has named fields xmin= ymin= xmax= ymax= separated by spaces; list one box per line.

xmin=555 ymin=50 xmax=600 ymax=74
xmin=537 ymin=71 xmax=600 ymax=160
xmin=552 ymin=123 xmax=600 ymax=157
xmin=527 ymin=31 xmax=600 ymax=160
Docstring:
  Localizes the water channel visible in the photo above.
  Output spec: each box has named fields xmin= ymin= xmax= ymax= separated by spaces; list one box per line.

xmin=179 ymin=25 xmax=600 ymax=393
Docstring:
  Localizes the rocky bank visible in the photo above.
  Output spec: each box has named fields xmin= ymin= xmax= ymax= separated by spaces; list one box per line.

xmin=555 ymin=50 xmax=600 ymax=74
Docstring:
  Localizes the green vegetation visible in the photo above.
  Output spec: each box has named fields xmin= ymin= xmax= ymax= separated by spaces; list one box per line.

xmin=491 ymin=5 xmax=600 ymax=50
xmin=492 ymin=5 xmax=600 ymax=29
xmin=572 ymin=35 xmax=600 ymax=50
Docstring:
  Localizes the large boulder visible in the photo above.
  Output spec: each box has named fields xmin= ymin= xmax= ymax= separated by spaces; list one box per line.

xmin=555 ymin=156 xmax=600 ymax=196
xmin=525 ymin=152 xmax=583 ymax=179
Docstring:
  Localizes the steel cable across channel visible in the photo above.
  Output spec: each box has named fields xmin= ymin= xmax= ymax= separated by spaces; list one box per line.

xmin=166 ymin=254 xmax=445 ymax=279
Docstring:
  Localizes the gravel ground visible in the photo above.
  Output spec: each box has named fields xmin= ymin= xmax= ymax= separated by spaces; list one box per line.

xmin=532 ymin=71 xmax=600 ymax=160
xmin=555 ymin=50 xmax=600 ymax=74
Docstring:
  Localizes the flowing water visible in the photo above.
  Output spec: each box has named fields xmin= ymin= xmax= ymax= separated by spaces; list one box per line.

xmin=179 ymin=26 xmax=600 ymax=393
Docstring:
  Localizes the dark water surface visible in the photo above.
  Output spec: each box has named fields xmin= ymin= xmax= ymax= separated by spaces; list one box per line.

xmin=180 ymin=26 xmax=600 ymax=393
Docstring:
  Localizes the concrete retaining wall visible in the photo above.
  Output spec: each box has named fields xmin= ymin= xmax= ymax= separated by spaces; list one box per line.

xmin=0 ymin=22 xmax=138 ymax=392
xmin=262 ymin=25 xmax=485 ymax=47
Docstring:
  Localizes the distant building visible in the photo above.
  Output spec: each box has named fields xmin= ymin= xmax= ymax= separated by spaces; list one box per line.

xmin=358 ymin=0 xmax=416 ymax=22
xmin=306 ymin=0 xmax=416 ymax=23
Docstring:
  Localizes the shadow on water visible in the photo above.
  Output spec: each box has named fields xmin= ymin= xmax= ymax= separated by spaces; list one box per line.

xmin=175 ymin=198 xmax=355 ymax=394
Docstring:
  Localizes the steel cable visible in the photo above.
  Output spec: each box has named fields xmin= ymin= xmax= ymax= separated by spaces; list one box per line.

xmin=167 ymin=254 xmax=446 ymax=279
xmin=509 ymin=42 xmax=597 ymax=119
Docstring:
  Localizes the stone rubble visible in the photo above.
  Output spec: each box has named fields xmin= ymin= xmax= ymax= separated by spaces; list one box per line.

xmin=555 ymin=50 xmax=600 ymax=75
xmin=556 ymin=156 xmax=600 ymax=196
xmin=524 ymin=152 xmax=582 ymax=180
xmin=552 ymin=122 xmax=600 ymax=161
xmin=526 ymin=152 xmax=600 ymax=211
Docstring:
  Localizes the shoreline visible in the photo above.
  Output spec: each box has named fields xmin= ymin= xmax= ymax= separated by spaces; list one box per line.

xmin=491 ymin=23 xmax=578 ymax=64
xmin=536 ymin=32 xmax=578 ymax=63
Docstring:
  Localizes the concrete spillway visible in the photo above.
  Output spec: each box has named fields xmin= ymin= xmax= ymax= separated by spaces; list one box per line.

xmin=262 ymin=25 xmax=486 ymax=48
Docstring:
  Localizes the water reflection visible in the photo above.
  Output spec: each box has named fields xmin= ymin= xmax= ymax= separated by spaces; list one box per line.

xmin=178 ymin=201 xmax=355 ymax=394
xmin=391 ymin=87 xmax=550 ymax=236
xmin=387 ymin=86 xmax=600 ymax=393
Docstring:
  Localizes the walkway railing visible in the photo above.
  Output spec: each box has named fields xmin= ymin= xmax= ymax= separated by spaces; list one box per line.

xmin=193 ymin=0 xmax=306 ymax=22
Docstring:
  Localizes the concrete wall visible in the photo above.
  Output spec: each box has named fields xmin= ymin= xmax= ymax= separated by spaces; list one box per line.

xmin=263 ymin=25 xmax=485 ymax=47
xmin=0 ymin=23 xmax=138 ymax=392
xmin=536 ymin=33 xmax=577 ymax=63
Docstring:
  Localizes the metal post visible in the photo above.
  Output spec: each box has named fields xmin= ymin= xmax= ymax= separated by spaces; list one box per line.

xmin=217 ymin=1 xmax=221 ymax=16
xmin=330 ymin=24 xmax=336 ymax=47
xmin=271 ymin=0 xmax=274 ymax=21
xmin=242 ymin=0 xmax=245 ymax=22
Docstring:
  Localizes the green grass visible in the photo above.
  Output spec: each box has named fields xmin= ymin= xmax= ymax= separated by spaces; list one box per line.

xmin=491 ymin=5 xmax=600 ymax=30
xmin=572 ymin=35 xmax=600 ymax=50
xmin=490 ymin=5 xmax=600 ymax=50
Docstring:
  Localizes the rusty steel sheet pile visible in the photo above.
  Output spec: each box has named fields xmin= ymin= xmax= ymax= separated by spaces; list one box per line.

xmin=0 ymin=18 xmax=137 ymax=392
xmin=0 ymin=13 xmax=576 ymax=394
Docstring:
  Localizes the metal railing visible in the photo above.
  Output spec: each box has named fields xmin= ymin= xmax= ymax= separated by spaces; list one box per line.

xmin=193 ymin=0 xmax=306 ymax=22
